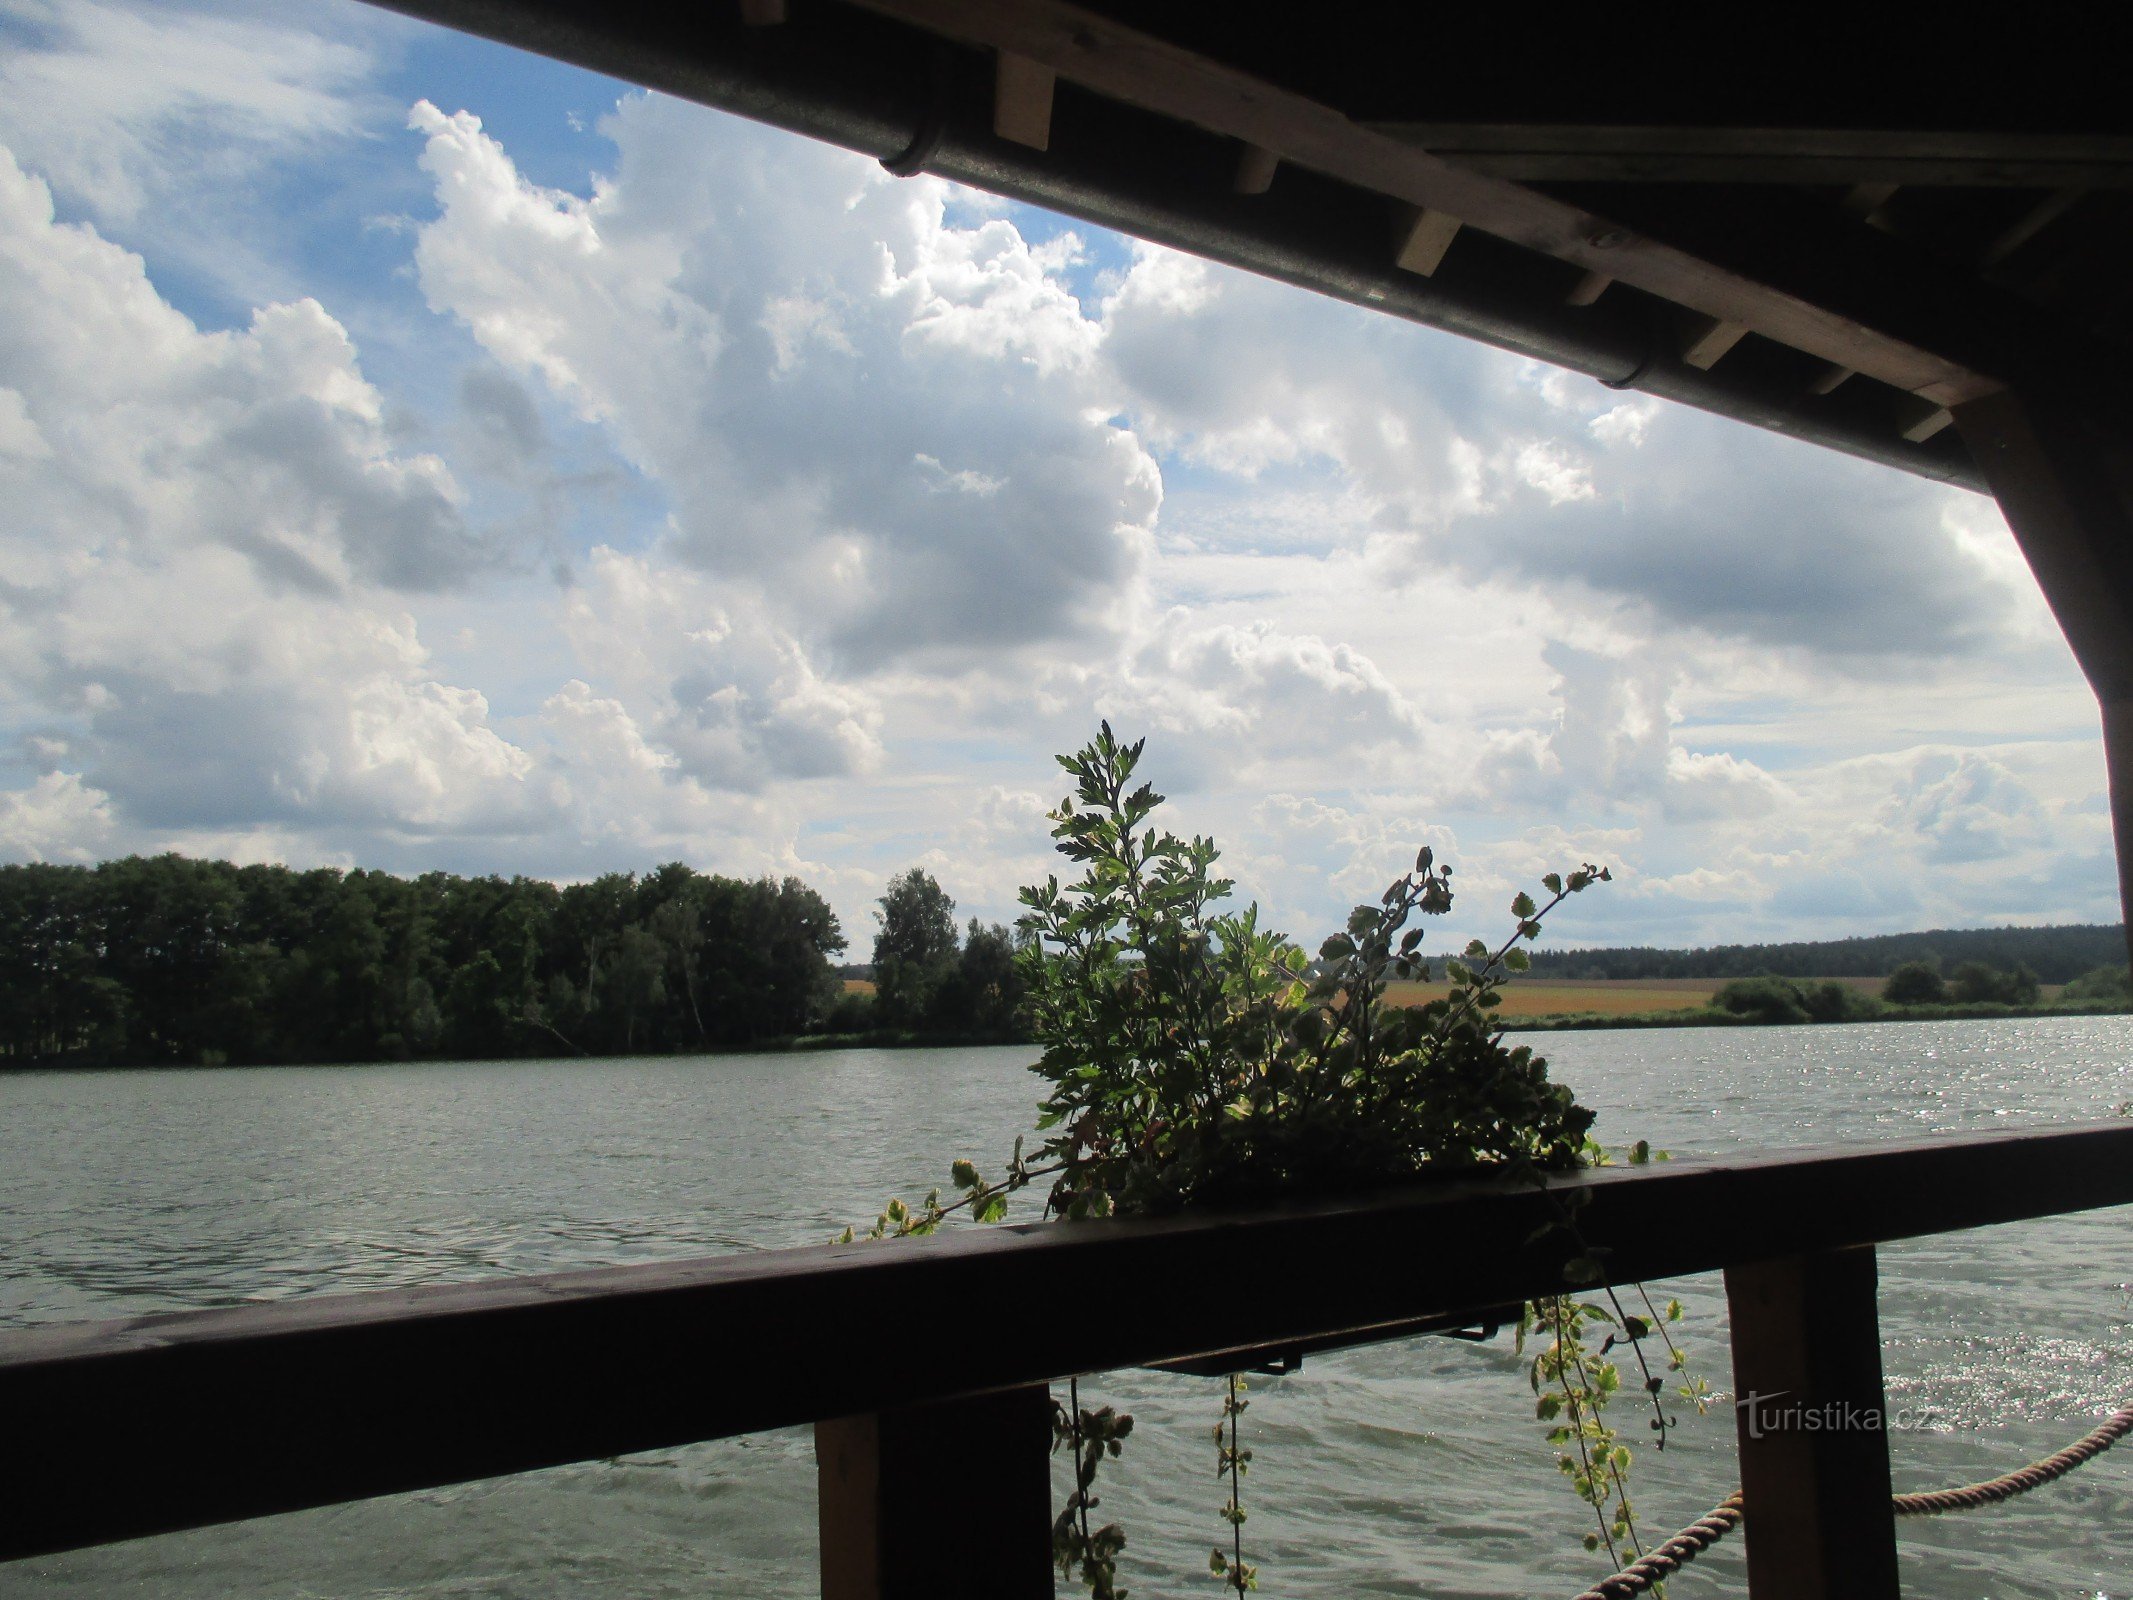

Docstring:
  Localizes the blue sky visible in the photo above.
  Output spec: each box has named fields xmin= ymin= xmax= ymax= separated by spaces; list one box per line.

xmin=0 ymin=0 xmax=2114 ymax=955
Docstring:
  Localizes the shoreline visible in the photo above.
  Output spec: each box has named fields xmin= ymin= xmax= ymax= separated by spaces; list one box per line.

xmin=1500 ymin=998 xmax=2133 ymax=1032
xmin=7 ymin=1002 xmax=2132 ymax=1072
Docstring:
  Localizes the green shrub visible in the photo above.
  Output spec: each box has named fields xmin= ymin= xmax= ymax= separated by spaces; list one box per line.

xmin=1882 ymin=961 xmax=1946 ymax=1005
xmin=1949 ymin=959 xmax=2039 ymax=1006
xmin=1714 ymin=975 xmax=1811 ymax=1024
xmin=2060 ymin=964 xmax=2130 ymax=1002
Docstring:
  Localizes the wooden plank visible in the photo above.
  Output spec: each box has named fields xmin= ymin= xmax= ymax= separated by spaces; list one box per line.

xmin=6 ymin=1124 xmax=2133 ymax=1560
xmin=994 ymin=52 xmax=1055 ymax=151
xmin=1841 ymin=181 xmax=1900 ymax=216
xmin=1899 ymin=401 xmax=1954 ymax=442
xmin=1980 ymin=186 xmax=2085 ymax=269
xmin=1564 ymin=270 xmax=1611 ymax=306
xmin=1395 ymin=207 xmax=1462 ymax=276
xmin=819 ymin=1386 xmax=1055 ymax=1599
xmin=846 ymin=0 xmax=2002 ymax=404
xmin=1369 ymin=125 xmax=2133 ymax=188
xmin=1727 ymin=1249 xmax=1901 ymax=1599
xmin=1807 ymin=362 xmax=1856 ymax=395
xmin=1683 ymin=317 xmax=1749 ymax=369
xmin=1232 ymin=142 xmax=1279 ymax=195
xmin=737 ymin=0 xmax=787 ymax=23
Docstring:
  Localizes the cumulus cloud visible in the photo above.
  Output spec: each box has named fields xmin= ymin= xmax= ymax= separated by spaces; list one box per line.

xmin=0 ymin=141 xmax=535 ymax=845
xmin=405 ymin=96 xmax=1159 ymax=671
xmin=0 ymin=771 xmax=115 ymax=861
xmin=1098 ymin=244 xmax=2031 ymax=661
xmin=1467 ymin=641 xmax=1786 ymax=822
xmin=1102 ymin=612 xmax=1427 ymax=783
xmin=558 ymin=547 xmax=882 ymax=789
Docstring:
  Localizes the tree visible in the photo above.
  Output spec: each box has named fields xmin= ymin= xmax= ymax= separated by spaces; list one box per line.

xmin=873 ymin=868 xmax=959 ymax=1027
xmin=1882 ymin=961 xmax=1946 ymax=1005
xmin=930 ymin=918 xmax=1026 ymax=1035
xmin=1948 ymin=959 xmax=2039 ymax=1006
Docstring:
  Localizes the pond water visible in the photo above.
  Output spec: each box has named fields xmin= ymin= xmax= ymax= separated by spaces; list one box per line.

xmin=4 ymin=1017 xmax=2131 ymax=1598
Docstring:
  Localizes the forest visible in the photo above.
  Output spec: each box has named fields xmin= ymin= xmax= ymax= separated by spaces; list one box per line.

xmin=0 ymin=855 xmax=1020 ymax=1068
xmin=1522 ymin=923 xmax=2127 ymax=985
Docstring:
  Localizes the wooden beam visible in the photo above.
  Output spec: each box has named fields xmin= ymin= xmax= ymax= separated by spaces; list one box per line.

xmin=1395 ymin=207 xmax=1462 ymax=276
xmin=1371 ymin=126 xmax=2133 ymax=188
xmin=1564 ymin=270 xmax=1611 ymax=306
xmin=819 ymin=1386 xmax=1055 ymax=1599
xmin=1840 ymin=181 xmax=1900 ymax=216
xmin=846 ymin=0 xmax=2002 ymax=405
xmin=1958 ymin=390 xmax=2133 ymax=961
xmin=1807 ymin=362 xmax=1856 ymax=395
xmin=1980 ymin=186 xmax=2085 ymax=270
xmin=1232 ymin=142 xmax=1279 ymax=194
xmin=1727 ymin=1249 xmax=1901 ymax=1600
xmin=1683 ymin=317 xmax=1749 ymax=369
xmin=1898 ymin=401 xmax=1954 ymax=442
xmin=737 ymin=0 xmax=787 ymax=23
xmin=993 ymin=51 xmax=1055 ymax=152
xmin=1957 ymin=392 xmax=2133 ymax=701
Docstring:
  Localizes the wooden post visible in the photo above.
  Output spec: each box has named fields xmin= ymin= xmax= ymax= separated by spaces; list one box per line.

xmin=1725 ymin=1248 xmax=1900 ymax=1600
xmin=817 ymin=1384 xmax=1056 ymax=1600
xmin=1957 ymin=391 xmax=2133 ymax=968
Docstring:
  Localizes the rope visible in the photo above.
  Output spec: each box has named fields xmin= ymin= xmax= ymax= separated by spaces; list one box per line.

xmin=1890 ymin=1400 xmax=2133 ymax=1516
xmin=1566 ymin=1402 xmax=2133 ymax=1600
xmin=1568 ymin=1492 xmax=1742 ymax=1600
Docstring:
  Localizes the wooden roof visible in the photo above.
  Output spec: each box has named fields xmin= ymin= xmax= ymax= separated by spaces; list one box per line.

xmin=375 ymin=1 xmax=2133 ymax=493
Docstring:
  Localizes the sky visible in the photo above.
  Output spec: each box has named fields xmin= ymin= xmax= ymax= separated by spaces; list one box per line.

xmin=0 ymin=0 xmax=2116 ymax=957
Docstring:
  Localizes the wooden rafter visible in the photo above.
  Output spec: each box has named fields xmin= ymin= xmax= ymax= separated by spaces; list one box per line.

xmin=848 ymin=0 xmax=2003 ymax=407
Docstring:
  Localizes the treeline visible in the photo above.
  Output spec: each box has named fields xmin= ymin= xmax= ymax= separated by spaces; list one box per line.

xmin=1525 ymin=924 xmax=2126 ymax=985
xmin=0 ymin=855 xmax=854 ymax=1067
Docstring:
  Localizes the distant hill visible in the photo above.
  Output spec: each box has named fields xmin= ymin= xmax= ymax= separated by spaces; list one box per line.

xmin=1525 ymin=925 xmax=2127 ymax=986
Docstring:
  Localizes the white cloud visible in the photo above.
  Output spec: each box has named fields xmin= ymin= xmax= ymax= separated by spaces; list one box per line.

xmin=0 ymin=140 xmax=534 ymax=844
xmin=1097 ymin=241 xmax=2037 ymax=662
xmin=0 ymin=0 xmax=374 ymax=224
xmin=0 ymin=771 xmax=115 ymax=861
xmin=558 ymin=547 xmax=882 ymax=790
xmin=406 ymin=96 xmax=1157 ymax=671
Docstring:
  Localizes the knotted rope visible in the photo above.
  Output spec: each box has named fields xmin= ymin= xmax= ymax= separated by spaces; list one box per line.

xmin=1567 ymin=1401 xmax=2133 ymax=1600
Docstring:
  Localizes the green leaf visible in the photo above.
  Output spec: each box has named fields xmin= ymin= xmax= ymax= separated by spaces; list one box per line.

xmin=1511 ymin=891 xmax=1537 ymax=918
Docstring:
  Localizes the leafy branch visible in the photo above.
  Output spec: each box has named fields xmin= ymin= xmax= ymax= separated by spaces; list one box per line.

xmin=855 ymin=725 xmax=1702 ymax=1592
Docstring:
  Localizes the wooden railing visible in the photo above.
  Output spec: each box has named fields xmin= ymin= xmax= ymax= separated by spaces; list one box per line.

xmin=6 ymin=1123 xmax=2133 ymax=1597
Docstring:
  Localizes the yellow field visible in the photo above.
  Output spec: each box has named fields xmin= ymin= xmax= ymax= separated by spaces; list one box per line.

xmin=841 ymin=978 xmax=876 ymax=996
xmin=1379 ymin=978 xmax=1726 ymax=1018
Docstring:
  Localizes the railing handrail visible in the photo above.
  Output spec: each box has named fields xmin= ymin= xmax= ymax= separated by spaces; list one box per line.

xmin=6 ymin=1121 xmax=2133 ymax=1561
